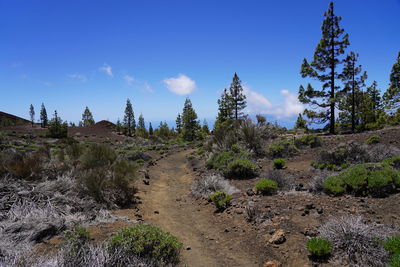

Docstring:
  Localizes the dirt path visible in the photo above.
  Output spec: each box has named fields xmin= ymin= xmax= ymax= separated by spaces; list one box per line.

xmin=137 ymin=149 xmax=266 ymax=267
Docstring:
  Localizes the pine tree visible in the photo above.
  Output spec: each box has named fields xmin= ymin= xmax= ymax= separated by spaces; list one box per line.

xmin=295 ymin=113 xmax=307 ymax=130
xmin=149 ymin=122 xmax=154 ymax=136
xmin=123 ymin=99 xmax=136 ymax=136
xmin=181 ymin=98 xmax=200 ymax=141
xmin=116 ymin=119 xmax=122 ymax=133
xmin=339 ymin=52 xmax=367 ymax=133
xmin=216 ymin=88 xmax=234 ymax=125
xmin=228 ymin=73 xmax=247 ymax=121
xmin=40 ymin=103 xmax=48 ymax=128
xmin=176 ymin=113 xmax=182 ymax=134
xmin=47 ymin=110 xmax=68 ymax=138
xmin=299 ymin=1 xmax=350 ymax=134
xmin=81 ymin=106 xmax=95 ymax=127
xmin=201 ymin=119 xmax=210 ymax=135
xmin=383 ymin=52 xmax=400 ymax=113
xmin=29 ymin=104 xmax=35 ymax=127
xmin=137 ymin=114 xmax=148 ymax=138
xmin=360 ymin=81 xmax=384 ymax=128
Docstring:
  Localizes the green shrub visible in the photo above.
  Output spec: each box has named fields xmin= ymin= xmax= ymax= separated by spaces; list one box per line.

xmin=385 ymin=236 xmax=400 ymax=255
xmin=109 ymin=225 xmax=182 ymax=265
xmin=224 ymin=159 xmax=258 ymax=179
xmin=323 ymin=176 xmax=346 ymax=195
xmin=65 ymin=142 xmax=84 ymax=160
xmin=210 ymin=191 xmax=232 ymax=211
xmin=273 ymin=158 xmax=286 ymax=170
xmin=389 ymin=254 xmax=400 ymax=267
xmin=255 ymin=178 xmax=277 ymax=195
xmin=383 ymin=156 xmax=400 ymax=170
xmin=365 ymin=135 xmax=380 ymax=144
xmin=4 ymin=151 xmax=44 ymax=180
xmin=80 ymin=144 xmax=117 ymax=170
xmin=323 ymin=163 xmax=400 ymax=197
xmin=47 ymin=116 xmax=68 ymax=138
xmin=306 ymin=237 xmax=332 ymax=258
xmin=206 ymin=151 xmax=237 ymax=170
xmin=266 ymin=140 xmax=299 ymax=158
xmin=62 ymin=226 xmax=91 ymax=265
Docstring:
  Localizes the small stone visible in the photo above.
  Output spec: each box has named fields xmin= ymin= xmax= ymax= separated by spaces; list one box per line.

xmin=268 ymin=229 xmax=286 ymax=244
xmin=224 ymin=228 xmax=229 ymax=232
xmin=246 ymin=188 xmax=255 ymax=196
xmin=186 ymin=247 xmax=191 ymax=250
xmin=143 ymin=180 xmax=150 ymax=185
xmin=317 ymin=208 xmax=324 ymax=214
xmin=154 ymin=210 xmax=159 ymax=214
xmin=235 ymin=209 xmax=244 ymax=214
xmin=263 ymin=261 xmax=281 ymax=267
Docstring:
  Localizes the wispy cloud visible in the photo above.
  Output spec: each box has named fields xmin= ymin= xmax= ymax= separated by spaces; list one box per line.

xmin=142 ymin=81 xmax=154 ymax=93
xmin=243 ymin=85 xmax=304 ymax=118
xmin=40 ymin=81 xmax=53 ymax=87
xmin=99 ymin=63 xmax=113 ymax=77
xmin=123 ymin=75 xmax=135 ymax=87
xmin=68 ymin=73 xmax=87 ymax=82
xmin=163 ymin=74 xmax=196 ymax=95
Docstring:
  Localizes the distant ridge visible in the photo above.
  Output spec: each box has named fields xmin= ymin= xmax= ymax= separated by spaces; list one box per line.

xmin=0 ymin=111 xmax=30 ymax=126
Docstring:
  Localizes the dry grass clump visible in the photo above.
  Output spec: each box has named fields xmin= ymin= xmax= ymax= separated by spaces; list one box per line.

xmin=191 ymin=173 xmax=239 ymax=199
xmin=319 ymin=216 xmax=397 ymax=266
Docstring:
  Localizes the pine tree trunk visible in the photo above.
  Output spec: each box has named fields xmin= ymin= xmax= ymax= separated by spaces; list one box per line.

xmin=329 ymin=14 xmax=335 ymax=135
xmin=351 ymin=72 xmax=355 ymax=133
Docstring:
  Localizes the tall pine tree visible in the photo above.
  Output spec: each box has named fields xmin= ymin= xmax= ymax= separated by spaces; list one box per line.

xmin=216 ymin=88 xmax=233 ymax=126
xmin=176 ymin=113 xmax=182 ymax=134
xmin=123 ymin=99 xmax=136 ymax=136
xmin=299 ymin=1 xmax=349 ymax=134
xmin=29 ymin=104 xmax=35 ymax=127
xmin=40 ymin=103 xmax=48 ymax=128
xmin=339 ymin=52 xmax=367 ymax=133
xmin=228 ymin=73 xmax=247 ymax=121
xmin=181 ymin=98 xmax=199 ymax=141
xmin=360 ymin=81 xmax=384 ymax=128
xmin=81 ymin=106 xmax=95 ymax=127
xmin=149 ymin=122 xmax=154 ymax=136
xmin=383 ymin=52 xmax=400 ymax=114
xmin=137 ymin=114 xmax=148 ymax=138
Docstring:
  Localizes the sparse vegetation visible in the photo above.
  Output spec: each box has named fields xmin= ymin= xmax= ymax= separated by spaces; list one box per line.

xmin=191 ymin=173 xmax=238 ymax=199
xmin=109 ymin=224 xmax=182 ymax=266
xmin=255 ymin=178 xmax=277 ymax=195
xmin=224 ymin=159 xmax=258 ymax=179
xmin=273 ymin=158 xmax=286 ymax=169
xmin=210 ymin=191 xmax=232 ymax=211
xmin=366 ymin=135 xmax=380 ymax=144
xmin=306 ymin=237 xmax=332 ymax=258
xmin=266 ymin=139 xmax=299 ymax=158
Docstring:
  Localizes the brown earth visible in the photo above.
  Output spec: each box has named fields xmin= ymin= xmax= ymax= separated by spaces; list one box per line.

xmin=136 ymin=149 xmax=270 ymax=267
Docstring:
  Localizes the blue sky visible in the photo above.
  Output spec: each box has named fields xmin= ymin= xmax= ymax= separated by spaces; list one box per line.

xmin=1 ymin=0 xmax=399 ymax=128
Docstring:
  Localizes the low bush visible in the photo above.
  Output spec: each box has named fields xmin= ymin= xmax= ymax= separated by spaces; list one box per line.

xmin=306 ymin=237 xmax=332 ymax=258
xmin=266 ymin=139 xmax=299 ymax=158
xmin=273 ymin=158 xmax=286 ymax=170
xmin=4 ymin=151 xmax=44 ymax=180
xmin=78 ymin=159 xmax=137 ymax=207
xmin=383 ymin=156 xmax=400 ymax=170
xmin=65 ymin=142 xmax=84 ymax=161
xmin=323 ymin=176 xmax=346 ymax=195
xmin=319 ymin=216 xmax=395 ymax=266
xmin=323 ymin=163 xmax=400 ymax=197
xmin=255 ymin=178 xmax=277 ymax=195
xmin=224 ymin=159 xmax=258 ymax=179
xmin=262 ymin=170 xmax=296 ymax=190
xmin=80 ymin=144 xmax=117 ymax=170
xmin=109 ymin=224 xmax=182 ymax=265
xmin=205 ymin=151 xmax=250 ymax=172
xmin=294 ymin=134 xmax=322 ymax=148
xmin=385 ymin=236 xmax=400 ymax=255
xmin=210 ymin=191 xmax=232 ymax=211
xmin=191 ymin=173 xmax=238 ymax=199
xmin=365 ymin=135 xmax=380 ymax=144
xmin=390 ymin=254 xmax=400 ymax=267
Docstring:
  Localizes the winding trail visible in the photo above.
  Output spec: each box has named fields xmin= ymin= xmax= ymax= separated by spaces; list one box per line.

xmin=137 ymin=149 xmax=265 ymax=267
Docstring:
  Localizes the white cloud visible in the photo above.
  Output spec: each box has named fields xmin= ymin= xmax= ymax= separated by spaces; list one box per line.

xmin=99 ymin=63 xmax=113 ymax=77
xmin=163 ymin=74 xmax=196 ymax=95
xmin=123 ymin=75 xmax=135 ymax=86
xmin=40 ymin=81 xmax=53 ymax=87
xmin=243 ymin=85 xmax=272 ymax=114
xmin=243 ymin=85 xmax=304 ymax=118
xmin=68 ymin=73 xmax=87 ymax=82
